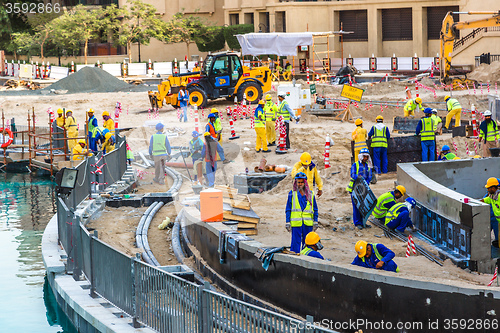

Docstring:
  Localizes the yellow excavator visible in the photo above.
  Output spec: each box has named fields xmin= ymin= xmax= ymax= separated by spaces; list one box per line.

xmin=440 ymin=10 xmax=500 ymax=88
xmin=148 ymin=51 xmax=272 ymax=109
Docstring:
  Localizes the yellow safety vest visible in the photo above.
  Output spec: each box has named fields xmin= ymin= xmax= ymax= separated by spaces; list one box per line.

xmin=254 ymin=108 xmax=265 ymax=128
xmin=360 ymin=243 xmax=383 ymax=263
xmin=264 ymin=102 xmax=277 ymax=121
xmin=430 ymin=115 xmax=441 ymax=131
xmin=300 ymin=247 xmax=312 ymax=256
xmin=346 ymin=161 xmax=370 ymax=193
xmin=152 ymin=133 xmax=167 ymax=156
xmin=290 ymin=190 xmax=315 ymax=227
xmin=372 ymin=192 xmax=396 ymax=218
xmin=353 ymin=127 xmax=368 ymax=150
xmin=371 ymin=126 xmax=388 ymax=148
xmin=480 ymin=121 xmax=499 ymax=142
xmin=446 ymin=98 xmax=461 ymax=111
xmin=419 ymin=117 xmax=435 ymax=141
xmin=384 ymin=202 xmax=406 ymax=225
xmin=278 ymin=101 xmax=290 ymax=121
xmin=404 ymin=99 xmax=418 ymax=112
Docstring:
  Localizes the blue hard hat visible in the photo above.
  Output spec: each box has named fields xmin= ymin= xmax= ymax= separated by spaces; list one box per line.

xmin=192 ymin=131 xmax=200 ymax=137
xmin=406 ymin=197 xmax=416 ymax=208
xmin=441 ymin=145 xmax=450 ymax=151
xmin=156 ymin=123 xmax=164 ymax=130
xmin=295 ymin=172 xmax=307 ymax=180
xmin=360 ymin=148 xmax=370 ymax=154
xmin=208 ymin=113 xmax=216 ymax=118
xmin=423 ymin=107 xmax=433 ymax=114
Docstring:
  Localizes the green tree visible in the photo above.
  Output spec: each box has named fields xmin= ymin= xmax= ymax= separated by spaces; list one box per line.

xmin=163 ymin=12 xmax=210 ymax=59
xmin=224 ymin=24 xmax=254 ymax=50
xmin=0 ymin=0 xmax=36 ymax=58
xmin=195 ymin=26 xmax=225 ymax=53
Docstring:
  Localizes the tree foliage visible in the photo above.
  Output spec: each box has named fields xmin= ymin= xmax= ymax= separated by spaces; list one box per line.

xmin=163 ymin=11 xmax=211 ymax=58
xmin=195 ymin=26 xmax=225 ymax=53
xmin=224 ymin=24 xmax=254 ymax=50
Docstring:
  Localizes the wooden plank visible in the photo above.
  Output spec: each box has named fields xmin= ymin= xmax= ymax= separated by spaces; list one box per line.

xmin=223 ymin=197 xmax=251 ymax=210
xmin=237 ymin=228 xmax=258 ymax=236
xmin=237 ymin=222 xmax=257 ymax=228
xmin=223 ymin=211 xmax=259 ymax=224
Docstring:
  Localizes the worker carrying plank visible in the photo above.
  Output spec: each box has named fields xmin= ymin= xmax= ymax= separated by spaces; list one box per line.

xmin=352 ymin=240 xmax=399 ymax=272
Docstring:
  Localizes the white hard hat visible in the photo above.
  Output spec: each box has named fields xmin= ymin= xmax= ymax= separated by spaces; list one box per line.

xmin=484 ymin=110 xmax=492 ymax=116
xmin=278 ymin=92 xmax=286 ymax=98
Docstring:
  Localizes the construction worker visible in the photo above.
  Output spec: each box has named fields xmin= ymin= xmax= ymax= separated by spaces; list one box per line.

xmin=54 ymin=108 xmax=65 ymax=127
xmin=403 ymin=97 xmax=422 ymax=117
xmin=444 ymin=95 xmax=462 ymax=129
xmin=277 ymin=92 xmax=298 ymax=149
xmin=102 ymin=132 xmax=115 ymax=154
xmin=201 ymin=131 xmax=226 ymax=187
xmin=352 ymin=118 xmax=368 ymax=162
xmin=72 ymin=139 xmax=92 ymax=161
xmin=346 ymin=148 xmax=372 ymax=229
xmin=385 ymin=197 xmax=416 ymax=232
xmin=291 ymin=152 xmax=323 ymax=198
xmin=254 ymin=100 xmax=270 ymax=152
xmin=148 ymin=123 xmax=171 ymax=185
xmin=205 ymin=113 xmax=218 ymax=140
xmin=372 ymin=185 xmax=406 ymax=221
xmin=264 ymin=94 xmax=278 ymax=146
xmin=478 ymin=110 xmax=499 ymax=157
xmin=480 ymin=177 xmax=500 ymax=247
xmin=285 ymin=172 xmax=319 ymax=253
xmin=102 ymin=111 xmax=115 ymax=136
xmin=368 ymin=115 xmax=390 ymax=174
xmin=87 ymin=108 xmax=98 ymax=144
xmin=178 ymin=83 xmax=189 ymax=122
xmin=90 ymin=126 xmax=109 ymax=152
xmin=438 ymin=145 xmax=457 ymax=160
xmin=416 ymin=108 xmax=435 ymax=162
xmin=300 ymin=232 xmax=325 ymax=260
xmin=64 ymin=109 xmax=78 ymax=152
xmin=126 ymin=143 xmax=134 ymax=165
xmin=352 ymin=240 xmax=399 ymax=272
xmin=189 ymin=131 xmax=205 ymax=185
xmin=431 ymin=109 xmax=443 ymax=135
xmin=211 ymin=108 xmax=223 ymax=142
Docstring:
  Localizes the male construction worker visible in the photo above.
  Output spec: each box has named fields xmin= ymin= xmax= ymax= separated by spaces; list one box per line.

xmin=352 ymin=240 xmax=399 ymax=272
xmin=211 ymin=108 xmax=223 ymax=142
xmin=254 ymin=100 xmax=270 ymax=152
xmin=478 ymin=110 xmax=499 ymax=157
xmin=431 ymin=109 xmax=443 ymax=135
xmin=51 ymin=108 xmax=66 ymax=148
xmin=346 ymin=148 xmax=372 ymax=229
xmin=480 ymin=177 xmax=500 ymax=247
xmin=54 ymin=108 xmax=65 ymax=127
xmin=277 ymin=92 xmax=298 ymax=149
xmin=102 ymin=111 xmax=115 ymax=136
xmin=438 ymin=145 xmax=457 ymax=161
xmin=404 ymin=97 xmax=422 ymax=118
xmin=87 ymin=108 xmax=98 ymax=145
xmin=205 ymin=113 xmax=218 ymax=140
xmin=385 ymin=197 xmax=416 ymax=232
xmin=149 ymin=123 xmax=171 ymax=185
xmin=72 ymin=139 xmax=92 ymax=161
xmin=352 ymin=118 xmax=368 ymax=162
xmin=201 ymin=131 xmax=226 ymax=187
xmin=444 ymin=95 xmax=462 ymax=129
xmin=189 ymin=131 xmax=205 ymax=185
xmin=64 ymin=109 xmax=78 ymax=151
xmin=291 ymin=152 xmax=323 ymax=198
xmin=264 ymin=94 xmax=278 ymax=146
xmin=178 ymin=83 xmax=189 ymax=122
xmin=368 ymin=115 xmax=390 ymax=175
xmin=90 ymin=126 xmax=109 ymax=152
xmin=300 ymin=232 xmax=325 ymax=260
xmin=372 ymin=185 xmax=406 ymax=222
xmin=416 ymin=108 xmax=435 ymax=162
xmin=285 ymin=172 xmax=319 ymax=253
xmin=102 ymin=132 xmax=115 ymax=154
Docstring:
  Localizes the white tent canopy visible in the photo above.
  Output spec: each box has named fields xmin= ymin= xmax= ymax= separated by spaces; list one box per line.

xmin=235 ymin=32 xmax=334 ymax=56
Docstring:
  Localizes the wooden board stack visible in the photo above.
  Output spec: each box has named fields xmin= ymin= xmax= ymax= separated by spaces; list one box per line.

xmin=215 ymin=185 xmax=259 ymax=235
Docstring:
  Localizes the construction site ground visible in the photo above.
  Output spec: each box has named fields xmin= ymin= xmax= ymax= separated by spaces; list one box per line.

xmin=1 ymin=71 xmax=497 ymax=290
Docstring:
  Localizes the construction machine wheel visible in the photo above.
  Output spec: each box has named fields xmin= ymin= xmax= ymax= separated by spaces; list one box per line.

xmin=238 ymin=81 xmax=262 ymax=104
xmin=188 ymin=86 xmax=208 ymax=109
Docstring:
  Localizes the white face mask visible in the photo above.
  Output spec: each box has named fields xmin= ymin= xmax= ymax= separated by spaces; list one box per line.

xmin=405 ymin=202 xmax=413 ymax=211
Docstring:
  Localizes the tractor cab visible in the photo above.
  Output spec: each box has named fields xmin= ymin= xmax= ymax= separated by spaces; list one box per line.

xmin=201 ymin=53 xmax=243 ymax=95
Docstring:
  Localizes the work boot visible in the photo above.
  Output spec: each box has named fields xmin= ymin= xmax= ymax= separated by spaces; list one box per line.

xmin=356 ymin=225 xmax=363 ymax=230
xmin=255 ymin=149 xmax=261 ymax=153
xmin=262 ymin=149 xmax=271 ymax=153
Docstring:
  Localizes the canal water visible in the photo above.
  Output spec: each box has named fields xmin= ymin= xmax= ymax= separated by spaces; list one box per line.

xmin=0 ymin=173 xmax=76 ymax=332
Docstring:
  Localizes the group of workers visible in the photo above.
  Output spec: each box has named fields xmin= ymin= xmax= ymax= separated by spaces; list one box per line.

xmin=404 ymin=95 xmax=460 ymax=131
xmin=351 ymin=116 xmax=390 ymax=175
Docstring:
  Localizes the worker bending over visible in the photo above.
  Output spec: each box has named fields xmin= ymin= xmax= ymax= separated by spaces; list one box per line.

xmin=478 ymin=110 xmax=499 ymax=157
xmin=90 ymin=126 xmax=109 ymax=152
xmin=416 ymin=108 xmax=435 ymax=161
xmin=444 ymin=95 xmax=462 ymax=129
xmin=438 ymin=145 xmax=457 ymax=160
xmin=285 ymin=172 xmax=319 ymax=253
xmin=346 ymin=148 xmax=372 ymax=229
xmin=102 ymin=132 xmax=115 ymax=154
xmin=254 ymin=100 xmax=270 ymax=152
xmin=201 ymin=132 xmax=226 ymax=187
xmin=385 ymin=197 xmax=416 ymax=232
xmin=372 ymin=185 xmax=406 ymax=221
xmin=352 ymin=240 xmax=399 ymax=272
xmin=291 ymin=152 xmax=323 ymax=198
xmin=431 ymin=109 xmax=442 ymax=135
xmin=264 ymin=94 xmax=278 ymax=146
xmin=368 ymin=115 xmax=390 ymax=175
xmin=352 ymin=119 xmax=368 ymax=162
xmin=480 ymin=178 xmax=500 ymax=247
xmin=64 ymin=109 xmax=78 ymax=151
xmin=72 ymin=139 xmax=92 ymax=161
xmin=277 ymin=92 xmax=298 ymax=149
xmin=102 ymin=111 xmax=115 ymax=136
xmin=404 ymin=97 xmax=422 ymax=118
xmin=300 ymin=232 xmax=325 ymax=260
xmin=149 ymin=123 xmax=171 ymax=185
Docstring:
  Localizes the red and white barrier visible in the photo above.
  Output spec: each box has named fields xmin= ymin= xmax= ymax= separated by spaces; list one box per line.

xmin=415 ymin=79 xmax=419 ymax=98
xmin=229 ymin=116 xmax=239 ymax=140
xmin=275 ymin=116 xmax=287 ymax=154
xmin=471 ymin=104 xmax=478 ymax=137
xmin=306 ymin=67 xmax=310 ymax=85
xmin=194 ymin=106 xmax=200 ymax=133
xmin=71 ymin=61 xmax=75 ymax=74
xmin=405 ymin=234 xmax=417 ymax=257
xmin=465 ymin=141 xmax=470 ymax=156
xmin=114 ymin=102 xmax=121 ymax=129
xmin=452 ymin=141 xmax=458 ymax=153
xmin=324 ymin=134 xmax=331 ymax=169
xmin=487 ymin=266 xmax=498 ymax=287
xmin=473 ymin=141 xmax=479 ymax=155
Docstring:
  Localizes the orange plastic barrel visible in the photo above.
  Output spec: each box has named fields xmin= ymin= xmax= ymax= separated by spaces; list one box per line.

xmin=200 ymin=188 xmax=223 ymax=222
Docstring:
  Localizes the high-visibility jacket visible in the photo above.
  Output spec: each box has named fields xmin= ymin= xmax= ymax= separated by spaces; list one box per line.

xmin=214 ymin=118 xmax=222 ymax=132
xmin=300 ymin=247 xmax=312 ymax=256
xmin=278 ymin=101 xmax=291 ymax=121
xmin=352 ymin=127 xmax=368 ymax=150
xmin=291 ymin=161 xmax=323 ymax=191
xmin=55 ymin=116 xmax=65 ymax=127
xmin=419 ymin=117 xmax=435 ymax=141
xmin=91 ymin=126 xmax=108 ymax=139
xmin=404 ymin=99 xmax=420 ymax=112
xmin=484 ymin=195 xmax=500 ymax=222
xmin=103 ymin=118 xmax=115 ymax=135
xmin=372 ymin=191 xmax=396 ymax=218
xmin=479 ymin=121 xmax=500 ymax=142
xmin=443 ymin=152 xmax=456 ymax=160
xmin=64 ymin=116 xmax=78 ymax=133
xmin=446 ymin=98 xmax=461 ymax=111
xmin=72 ymin=144 xmax=91 ymax=161
xmin=254 ymin=107 xmax=265 ymax=128
xmin=430 ymin=115 xmax=442 ymax=131
xmin=206 ymin=122 xmax=217 ymax=139
xmin=290 ymin=190 xmax=315 ymax=227
xmin=151 ymin=133 xmax=168 ymax=156
xmin=360 ymin=243 xmax=384 ymax=263
xmin=371 ymin=126 xmax=388 ymax=148
xmin=346 ymin=161 xmax=371 ymax=193
xmin=88 ymin=115 xmax=97 ymax=134
xmin=264 ymin=101 xmax=278 ymax=121
xmin=385 ymin=202 xmax=407 ymax=225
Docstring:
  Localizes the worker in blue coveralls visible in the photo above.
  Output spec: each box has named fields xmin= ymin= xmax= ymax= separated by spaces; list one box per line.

xmin=415 ymin=107 xmax=436 ymax=161
xmin=352 ymin=240 xmax=399 ymax=272
xmin=285 ymin=172 xmax=319 ymax=253
xmin=368 ymin=115 xmax=390 ymax=175
xmin=385 ymin=197 xmax=417 ymax=232
xmin=346 ymin=148 xmax=372 ymax=230
xmin=300 ymin=232 xmax=324 ymax=260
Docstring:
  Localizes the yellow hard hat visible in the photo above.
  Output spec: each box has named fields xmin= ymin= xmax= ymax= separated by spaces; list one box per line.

xmin=211 ymin=108 xmax=219 ymax=114
xmin=415 ymin=97 xmax=422 ymax=104
xmin=102 ymin=111 xmax=110 ymax=116
xmin=452 ymin=156 xmax=461 ymax=160
xmin=78 ymin=139 xmax=86 ymax=145
xmin=258 ymin=100 xmax=265 ymax=105
xmin=355 ymin=118 xmax=363 ymax=126
xmin=485 ymin=177 xmax=499 ymax=188
xmin=395 ymin=185 xmax=406 ymax=196
xmin=355 ymin=240 xmax=368 ymax=258
xmin=66 ymin=109 xmax=72 ymax=114
xmin=204 ymin=132 xmax=211 ymax=137
xmin=105 ymin=132 xmax=112 ymax=140
xmin=265 ymin=94 xmax=272 ymax=101
xmin=305 ymin=232 xmax=321 ymax=246
xmin=300 ymin=152 xmax=311 ymax=165
xmin=473 ymin=155 xmax=482 ymax=159
xmin=376 ymin=115 xmax=383 ymax=121
xmin=57 ymin=108 xmax=63 ymax=114
xmin=444 ymin=95 xmax=451 ymax=101
xmin=87 ymin=108 xmax=94 ymax=114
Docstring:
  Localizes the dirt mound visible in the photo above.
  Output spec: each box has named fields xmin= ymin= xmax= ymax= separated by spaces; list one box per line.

xmin=45 ymin=67 xmax=131 ymax=94
xmin=468 ymin=61 xmax=500 ymax=83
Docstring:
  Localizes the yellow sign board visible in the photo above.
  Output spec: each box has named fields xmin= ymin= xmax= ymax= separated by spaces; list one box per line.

xmin=341 ymin=84 xmax=364 ymax=102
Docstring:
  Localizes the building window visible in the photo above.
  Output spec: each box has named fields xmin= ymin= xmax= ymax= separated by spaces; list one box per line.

xmin=339 ymin=10 xmax=368 ymax=41
xmin=229 ymin=14 xmax=240 ymax=26
xmin=382 ymin=8 xmax=412 ymax=41
xmin=276 ymin=11 xmax=286 ymax=32
xmin=244 ymin=13 xmax=254 ymax=26
xmin=427 ymin=6 xmax=460 ymax=40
